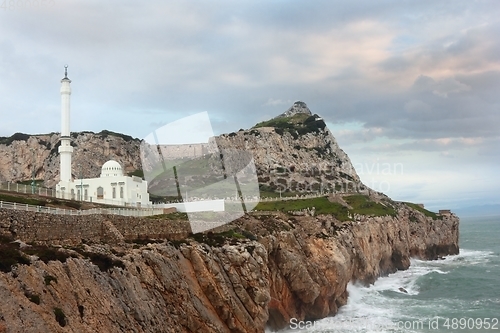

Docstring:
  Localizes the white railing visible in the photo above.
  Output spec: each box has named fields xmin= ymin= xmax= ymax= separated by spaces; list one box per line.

xmin=0 ymin=201 xmax=164 ymax=217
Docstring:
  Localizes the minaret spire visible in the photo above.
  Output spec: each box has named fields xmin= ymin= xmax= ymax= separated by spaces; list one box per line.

xmin=58 ymin=65 xmax=73 ymax=184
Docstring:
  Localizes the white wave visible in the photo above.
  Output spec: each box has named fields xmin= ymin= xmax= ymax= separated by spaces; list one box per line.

xmin=272 ymin=248 xmax=497 ymax=332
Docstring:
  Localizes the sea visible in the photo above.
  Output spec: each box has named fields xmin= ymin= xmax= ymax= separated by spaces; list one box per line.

xmin=277 ymin=215 xmax=500 ymax=333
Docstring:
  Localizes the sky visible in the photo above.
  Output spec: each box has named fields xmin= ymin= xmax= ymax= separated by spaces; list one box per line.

xmin=0 ymin=0 xmax=499 ymax=214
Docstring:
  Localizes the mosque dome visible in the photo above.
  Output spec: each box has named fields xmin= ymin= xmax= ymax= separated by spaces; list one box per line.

xmin=100 ymin=160 xmax=123 ymax=177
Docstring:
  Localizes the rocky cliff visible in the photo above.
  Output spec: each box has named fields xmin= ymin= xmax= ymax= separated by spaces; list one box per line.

xmin=0 ymin=201 xmax=458 ymax=332
xmin=0 ymin=131 xmax=142 ymax=188
xmin=0 ymin=102 xmax=460 ymax=332
xmin=0 ymin=102 xmax=360 ymax=197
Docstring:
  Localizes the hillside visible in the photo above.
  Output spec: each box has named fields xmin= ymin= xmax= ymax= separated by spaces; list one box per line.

xmin=0 ymin=102 xmax=363 ymax=200
xmin=0 ymin=101 xmax=460 ymax=332
xmin=0 ymin=130 xmax=142 ymax=188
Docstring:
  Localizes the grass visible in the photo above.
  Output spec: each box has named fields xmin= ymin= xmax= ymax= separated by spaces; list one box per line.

xmin=254 ymin=196 xmax=351 ymax=221
xmin=344 ymin=195 xmax=397 ymax=217
xmin=97 ymin=129 xmax=138 ymax=142
xmin=253 ymin=113 xmax=311 ymax=128
xmin=404 ymin=202 xmax=442 ymax=220
xmin=16 ymin=179 xmax=45 ymax=186
xmin=145 ymin=212 xmax=189 ymax=220
xmin=0 ymin=193 xmax=46 ymax=206
xmin=253 ymin=195 xmax=397 ymax=220
xmin=252 ymin=113 xmax=327 ymax=138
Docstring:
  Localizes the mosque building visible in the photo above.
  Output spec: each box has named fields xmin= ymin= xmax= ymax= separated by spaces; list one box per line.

xmin=55 ymin=66 xmax=150 ymax=207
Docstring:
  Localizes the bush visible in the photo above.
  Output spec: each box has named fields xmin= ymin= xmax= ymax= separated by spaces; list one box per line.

xmin=53 ymin=307 xmax=66 ymax=327
xmin=0 ymin=132 xmax=30 ymax=146
xmin=25 ymin=292 xmax=40 ymax=305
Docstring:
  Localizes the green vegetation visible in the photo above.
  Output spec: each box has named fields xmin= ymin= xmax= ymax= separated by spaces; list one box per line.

xmin=0 ymin=133 xmax=30 ymax=146
xmin=25 ymin=292 xmax=40 ymax=305
xmin=145 ymin=212 xmax=188 ymax=220
xmin=189 ymin=229 xmax=248 ymax=247
xmin=17 ymin=179 xmax=45 ymax=186
xmin=44 ymin=275 xmax=57 ymax=286
xmin=0 ymin=193 xmax=46 ymax=206
xmin=97 ymin=129 xmax=139 ymax=142
xmin=254 ymin=195 xmax=397 ymax=220
xmin=253 ymin=113 xmax=327 ymax=139
xmin=344 ymin=195 xmax=397 ymax=217
xmin=255 ymin=196 xmax=351 ymax=221
xmin=127 ymin=169 xmax=144 ymax=179
xmin=53 ymin=307 xmax=67 ymax=327
xmin=404 ymin=202 xmax=442 ymax=220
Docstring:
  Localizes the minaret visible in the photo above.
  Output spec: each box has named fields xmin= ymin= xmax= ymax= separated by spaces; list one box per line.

xmin=58 ymin=65 xmax=73 ymax=183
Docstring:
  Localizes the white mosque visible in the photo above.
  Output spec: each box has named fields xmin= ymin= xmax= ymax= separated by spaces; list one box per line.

xmin=55 ymin=66 xmax=150 ymax=207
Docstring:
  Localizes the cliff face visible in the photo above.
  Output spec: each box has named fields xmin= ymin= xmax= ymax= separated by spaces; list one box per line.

xmin=0 ymin=102 xmax=361 ymax=195
xmin=0 ymin=204 xmax=459 ymax=332
xmin=0 ymin=131 xmax=142 ymax=188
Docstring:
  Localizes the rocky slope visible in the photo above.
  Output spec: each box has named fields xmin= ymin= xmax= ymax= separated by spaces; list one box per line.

xmin=0 ymin=102 xmax=360 ymax=196
xmin=0 ymin=202 xmax=459 ymax=332
xmin=0 ymin=131 xmax=142 ymax=188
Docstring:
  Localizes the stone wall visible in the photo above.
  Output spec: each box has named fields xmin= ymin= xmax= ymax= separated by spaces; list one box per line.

xmin=0 ymin=209 xmax=190 ymax=245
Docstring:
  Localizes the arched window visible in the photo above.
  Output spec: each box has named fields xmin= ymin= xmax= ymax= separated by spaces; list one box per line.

xmin=97 ymin=186 xmax=104 ymax=199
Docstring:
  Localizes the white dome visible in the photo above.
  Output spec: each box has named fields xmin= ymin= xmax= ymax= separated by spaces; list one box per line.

xmin=100 ymin=160 xmax=123 ymax=177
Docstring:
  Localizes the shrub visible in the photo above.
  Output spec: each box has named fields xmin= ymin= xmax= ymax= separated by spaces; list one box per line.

xmin=25 ymin=292 xmax=40 ymax=305
xmin=44 ymin=275 xmax=57 ymax=286
xmin=53 ymin=307 xmax=66 ymax=327
xmin=0 ymin=133 xmax=30 ymax=146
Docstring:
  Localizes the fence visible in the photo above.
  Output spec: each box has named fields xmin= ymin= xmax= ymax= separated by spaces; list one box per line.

xmin=0 ymin=181 xmax=56 ymax=197
xmin=0 ymin=200 xmax=164 ymax=217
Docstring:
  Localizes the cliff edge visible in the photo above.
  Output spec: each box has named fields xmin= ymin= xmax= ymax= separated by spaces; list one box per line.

xmin=0 ymin=203 xmax=458 ymax=332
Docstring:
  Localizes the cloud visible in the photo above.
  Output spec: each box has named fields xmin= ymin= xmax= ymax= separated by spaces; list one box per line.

xmin=263 ymin=98 xmax=292 ymax=106
xmin=0 ymin=0 xmax=499 ymax=208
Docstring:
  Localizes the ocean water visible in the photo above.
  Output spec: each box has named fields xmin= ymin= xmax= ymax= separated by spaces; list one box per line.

xmin=279 ymin=215 xmax=500 ymax=333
